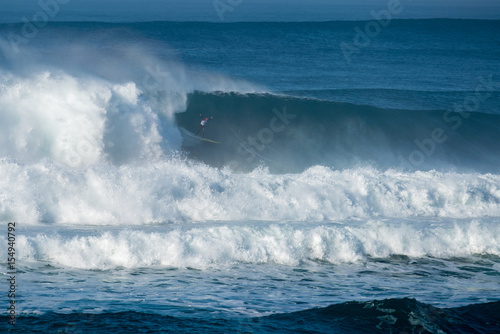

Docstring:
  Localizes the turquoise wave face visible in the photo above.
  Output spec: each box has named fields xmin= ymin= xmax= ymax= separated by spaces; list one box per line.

xmin=178 ymin=91 xmax=500 ymax=173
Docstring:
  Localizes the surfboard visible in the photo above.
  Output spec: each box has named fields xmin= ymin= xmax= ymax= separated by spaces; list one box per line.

xmin=196 ymin=136 xmax=221 ymax=144
xmin=180 ymin=128 xmax=221 ymax=144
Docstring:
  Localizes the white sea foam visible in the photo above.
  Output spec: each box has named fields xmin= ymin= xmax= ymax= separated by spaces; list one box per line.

xmin=8 ymin=219 xmax=499 ymax=270
xmin=2 ymin=159 xmax=500 ymax=225
xmin=0 ymin=70 xmax=172 ymax=167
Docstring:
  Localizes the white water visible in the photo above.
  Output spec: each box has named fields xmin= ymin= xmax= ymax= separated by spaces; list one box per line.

xmin=7 ymin=219 xmax=499 ymax=270
xmin=2 ymin=158 xmax=500 ymax=225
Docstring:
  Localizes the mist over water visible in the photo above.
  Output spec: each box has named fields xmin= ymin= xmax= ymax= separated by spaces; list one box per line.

xmin=0 ymin=31 xmax=261 ymax=165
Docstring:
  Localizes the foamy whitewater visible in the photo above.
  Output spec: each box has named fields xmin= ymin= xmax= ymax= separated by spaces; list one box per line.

xmin=0 ymin=16 xmax=499 ymax=333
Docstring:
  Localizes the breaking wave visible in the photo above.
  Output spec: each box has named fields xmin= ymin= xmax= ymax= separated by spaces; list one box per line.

xmin=0 ymin=31 xmax=499 ymax=226
xmin=3 ymin=219 xmax=499 ymax=269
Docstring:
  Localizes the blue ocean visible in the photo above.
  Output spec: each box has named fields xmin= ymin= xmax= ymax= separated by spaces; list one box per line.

xmin=1 ymin=2 xmax=500 ymax=333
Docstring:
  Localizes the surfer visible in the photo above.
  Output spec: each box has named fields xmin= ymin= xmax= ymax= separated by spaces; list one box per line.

xmin=196 ymin=114 xmax=213 ymax=137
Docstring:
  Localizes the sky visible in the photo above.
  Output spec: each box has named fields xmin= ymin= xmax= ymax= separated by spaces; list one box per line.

xmin=1 ymin=0 xmax=499 ymax=23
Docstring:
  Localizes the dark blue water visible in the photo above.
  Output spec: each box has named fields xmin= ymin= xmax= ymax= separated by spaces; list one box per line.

xmin=2 ymin=299 xmax=499 ymax=333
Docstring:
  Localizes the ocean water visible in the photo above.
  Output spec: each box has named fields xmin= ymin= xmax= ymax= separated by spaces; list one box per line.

xmin=1 ymin=8 xmax=500 ymax=334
